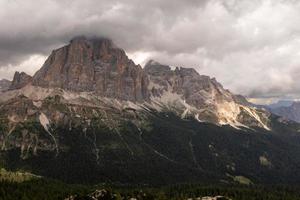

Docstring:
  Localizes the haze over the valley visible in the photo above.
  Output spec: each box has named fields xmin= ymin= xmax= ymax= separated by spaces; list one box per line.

xmin=1 ymin=0 xmax=300 ymax=104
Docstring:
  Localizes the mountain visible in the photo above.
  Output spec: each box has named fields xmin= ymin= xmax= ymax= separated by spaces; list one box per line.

xmin=0 ymin=79 xmax=11 ymax=92
xmin=267 ymin=100 xmax=294 ymax=109
xmin=29 ymin=36 xmax=270 ymax=128
xmin=9 ymin=71 xmax=32 ymax=90
xmin=270 ymin=101 xmax=300 ymax=122
xmin=1 ymin=36 xmax=300 ymax=185
xmin=144 ymin=60 xmax=269 ymax=129
xmin=32 ymin=36 xmax=148 ymax=102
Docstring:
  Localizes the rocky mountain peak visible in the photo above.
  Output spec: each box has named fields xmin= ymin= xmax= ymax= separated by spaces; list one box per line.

xmin=32 ymin=36 xmax=148 ymax=102
xmin=144 ymin=59 xmax=269 ymax=129
xmin=68 ymin=36 xmax=116 ymax=62
xmin=144 ymin=60 xmax=173 ymax=77
xmin=0 ymin=79 xmax=11 ymax=92
xmin=145 ymin=59 xmax=230 ymax=102
xmin=9 ymin=71 xmax=32 ymax=90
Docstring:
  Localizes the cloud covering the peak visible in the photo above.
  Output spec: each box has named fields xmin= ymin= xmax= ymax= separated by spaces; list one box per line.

xmin=1 ymin=0 xmax=300 ymax=101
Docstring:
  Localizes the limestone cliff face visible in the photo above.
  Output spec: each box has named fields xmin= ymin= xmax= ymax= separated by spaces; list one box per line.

xmin=9 ymin=72 xmax=32 ymax=90
xmin=144 ymin=60 xmax=234 ymax=108
xmin=32 ymin=36 xmax=148 ymax=102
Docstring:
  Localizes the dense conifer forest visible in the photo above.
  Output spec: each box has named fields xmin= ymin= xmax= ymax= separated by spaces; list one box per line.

xmin=1 ymin=178 xmax=300 ymax=200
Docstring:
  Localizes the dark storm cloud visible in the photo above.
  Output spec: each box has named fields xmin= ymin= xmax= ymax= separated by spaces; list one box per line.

xmin=0 ymin=0 xmax=209 ymax=65
xmin=1 ymin=0 xmax=300 ymax=101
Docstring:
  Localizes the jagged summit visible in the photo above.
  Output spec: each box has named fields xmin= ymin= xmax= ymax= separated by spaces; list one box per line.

xmin=9 ymin=71 xmax=32 ymax=90
xmin=32 ymin=36 xmax=148 ymax=102
xmin=68 ymin=36 xmax=118 ymax=53
xmin=144 ymin=59 xmax=270 ymax=129
xmin=145 ymin=59 xmax=215 ymax=82
xmin=144 ymin=60 xmax=174 ymax=79
xmin=70 ymin=35 xmax=113 ymax=44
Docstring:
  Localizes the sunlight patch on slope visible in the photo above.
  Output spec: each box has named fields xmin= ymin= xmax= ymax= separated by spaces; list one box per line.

xmin=241 ymin=106 xmax=270 ymax=131
xmin=216 ymin=101 xmax=248 ymax=129
xmin=259 ymin=155 xmax=272 ymax=167
xmin=39 ymin=112 xmax=58 ymax=154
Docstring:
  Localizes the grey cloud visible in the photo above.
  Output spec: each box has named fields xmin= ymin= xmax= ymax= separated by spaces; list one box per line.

xmin=1 ymin=0 xmax=300 ymax=100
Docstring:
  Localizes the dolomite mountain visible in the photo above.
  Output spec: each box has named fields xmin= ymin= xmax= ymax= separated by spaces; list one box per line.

xmin=27 ymin=36 xmax=269 ymax=129
xmin=1 ymin=36 xmax=300 ymax=185
xmin=32 ymin=36 xmax=148 ymax=102
xmin=10 ymin=71 xmax=32 ymax=90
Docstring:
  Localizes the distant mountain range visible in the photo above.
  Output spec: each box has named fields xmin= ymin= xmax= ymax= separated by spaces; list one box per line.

xmin=268 ymin=101 xmax=300 ymax=123
xmin=267 ymin=100 xmax=294 ymax=109
xmin=1 ymin=36 xmax=300 ymax=185
xmin=0 ymin=79 xmax=11 ymax=92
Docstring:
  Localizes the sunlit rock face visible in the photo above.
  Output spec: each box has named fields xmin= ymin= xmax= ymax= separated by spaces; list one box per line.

xmin=32 ymin=36 xmax=148 ymax=102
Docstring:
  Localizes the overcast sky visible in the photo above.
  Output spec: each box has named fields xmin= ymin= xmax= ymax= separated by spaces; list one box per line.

xmin=1 ymin=0 xmax=300 ymax=103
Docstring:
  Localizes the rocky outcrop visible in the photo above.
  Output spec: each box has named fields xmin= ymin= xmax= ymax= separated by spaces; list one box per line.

xmin=9 ymin=72 xmax=32 ymax=90
xmin=0 ymin=79 xmax=11 ymax=92
xmin=32 ymin=36 xmax=148 ymax=102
